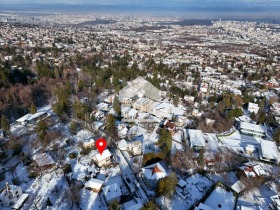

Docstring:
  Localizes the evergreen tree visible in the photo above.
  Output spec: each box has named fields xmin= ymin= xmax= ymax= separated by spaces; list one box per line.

xmin=173 ymin=95 xmax=179 ymax=107
xmin=158 ymin=129 xmax=172 ymax=155
xmin=73 ymin=100 xmax=89 ymax=120
xmin=69 ymin=121 xmax=78 ymax=135
xmin=258 ymin=110 xmax=266 ymax=124
xmin=198 ymin=149 xmax=205 ymax=167
xmin=106 ymin=114 xmax=117 ymax=138
xmin=273 ymin=129 xmax=280 ymax=146
xmin=156 ymin=172 xmax=178 ymax=198
xmin=53 ymin=83 xmax=72 ymax=117
xmin=113 ymin=96 xmax=121 ymax=116
xmin=108 ymin=199 xmax=120 ymax=210
xmin=140 ymin=201 xmax=160 ymax=210
xmin=1 ymin=114 xmax=10 ymax=136
xmin=46 ymin=197 xmax=52 ymax=207
xmin=30 ymin=103 xmax=37 ymax=114
xmin=36 ymin=120 xmax=48 ymax=141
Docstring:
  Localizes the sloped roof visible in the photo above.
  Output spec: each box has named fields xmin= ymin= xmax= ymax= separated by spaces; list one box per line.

xmin=142 ymin=162 xmax=167 ymax=180
xmin=93 ymin=149 xmax=111 ymax=162
xmin=102 ymin=183 xmax=122 ymax=202
xmin=119 ymin=76 xmax=161 ymax=102
xmin=85 ymin=178 xmax=104 ymax=190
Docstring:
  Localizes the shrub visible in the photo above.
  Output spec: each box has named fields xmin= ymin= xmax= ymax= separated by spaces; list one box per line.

xmin=63 ymin=164 xmax=72 ymax=174
xmin=29 ymin=172 xmax=38 ymax=178
xmin=69 ymin=152 xmax=77 ymax=159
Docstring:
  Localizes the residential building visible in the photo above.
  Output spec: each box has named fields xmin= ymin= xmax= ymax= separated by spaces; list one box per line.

xmin=123 ymin=198 xmax=142 ymax=210
xmin=33 ymin=153 xmax=55 ymax=168
xmin=93 ymin=149 xmax=112 ymax=167
xmin=259 ymin=140 xmax=280 ymax=164
xmin=248 ymin=102 xmax=259 ymax=114
xmin=128 ymin=141 xmax=142 ymax=156
xmin=16 ymin=111 xmax=48 ymax=126
xmin=187 ymin=129 xmax=206 ymax=150
xmin=118 ymin=139 xmax=128 ymax=151
xmin=83 ymin=138 xmax=95 ymax=149
xmin=270 ymin=195 xmax=280 ymax=210
xmin=141 ymin=162 xmax=167 ymax=188
xmin=238 ymin=122 xmax=266 ymax=138
xmin=84 ymin=178 xmax=104 ymax=192
xmin=102 ymin=183 xmax=122 ymax=203
xmin=119 ymin=76 xmax=161 ymax=102
xmin=0 ymin=183 xmax=29 ymax=209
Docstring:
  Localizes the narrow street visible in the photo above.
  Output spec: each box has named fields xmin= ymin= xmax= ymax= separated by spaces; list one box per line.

xmin=114 ymin=149 xmax=149 ymax=204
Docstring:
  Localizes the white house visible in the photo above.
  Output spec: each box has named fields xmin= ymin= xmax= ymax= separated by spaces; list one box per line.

xmin=248 ymin=102 xmax=259 ymax=114
xmin=128 ymin=141 xmax=142 ymax=156
xmin=141 ymin=162 xmax=167 ymax=188
xmin=119 ymin=76 xmax=161 ymax=102
xmin=16 ymin=111 xmax=48 ymax=126
xmin=239 ymin=122 xmax=266 ymax=138
xmin=102 ymin=183 xmax=122 ymax=203
xmin=187 ymin=129 xmax=206 ymax=150
xmin=93 ymin=149 xmax=112 ymax=167
xmin=260 ymin=140 xmax=280 ymax=164
xmin=84 ymin=178 xmax=104 ymax=192
xmin=83 ymin=138 xmax=95 ymax=149
xmin=117 ymin=124 xmax=128 ymax=139
xmin=0 ymin=183 xmax=29 ymax=209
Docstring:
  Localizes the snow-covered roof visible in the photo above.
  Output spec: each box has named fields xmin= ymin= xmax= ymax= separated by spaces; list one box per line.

xmin=84 ymin=178 xmax=104 ymax=190
xmin=102 ymin=183 xmax=122 ymax=202
xmin=271 ymin=195 xmax=280 ymax=207
xmin=93 ymin=121 xmax=103 ymax=130
xmin=118 ymin=139 xmax=128 ymax=150
xmin=128 ymin=108 xmax=138 ymax=117
xmin=93 ymin=149 xmax=111 ymax=162
xmin=178 ymin=179 xmax=187 ymax=188
xmin=253 ymin=165 xmax=267 ymax=176
xmin=142 ymin=162 xmax=167 ymax=180
xmin=231 ymin=181 xmax=245 ymax=193
xmin=123 ymin=199 xmax=142 ymax=210
xmin=119 ymin=76 xmax=161 ymax=102
xmin=12 ymin=193 xmax=29 ymax=210
xmin=188 ymin=129 xmax=206 ymax=147
xmin=240 ymin=122 xmax=266 ymax=133
xmin=260 ymin=140 xmax=279 ymax=161
xmin=33 ymin=153 xmax=55 ymax=167
xmin=16 ymin=111 xmax=46 ymax=122
xmin=248 ymin=102 xmax=259 ymax=109
xmin=194 ymin=203 xmax=214 ymax=210
xmin=237 ymin=115 xmax=252 ymax=123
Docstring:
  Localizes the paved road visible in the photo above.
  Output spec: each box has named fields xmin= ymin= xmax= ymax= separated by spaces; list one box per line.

xmin=115 ymin=149 xmax=148 ymax=204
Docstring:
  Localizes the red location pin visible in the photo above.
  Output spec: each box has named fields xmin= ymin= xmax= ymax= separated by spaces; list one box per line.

xmin=96 ymin=138 xmax=107 ymax=155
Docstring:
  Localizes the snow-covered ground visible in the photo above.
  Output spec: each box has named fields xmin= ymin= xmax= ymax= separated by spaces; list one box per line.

xmin=237 ymin=184 xmax=277 ymax=210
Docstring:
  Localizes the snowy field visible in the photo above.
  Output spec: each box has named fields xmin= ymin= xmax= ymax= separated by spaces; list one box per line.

xmin=204 ymin=186 xmax=235 ymax=210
